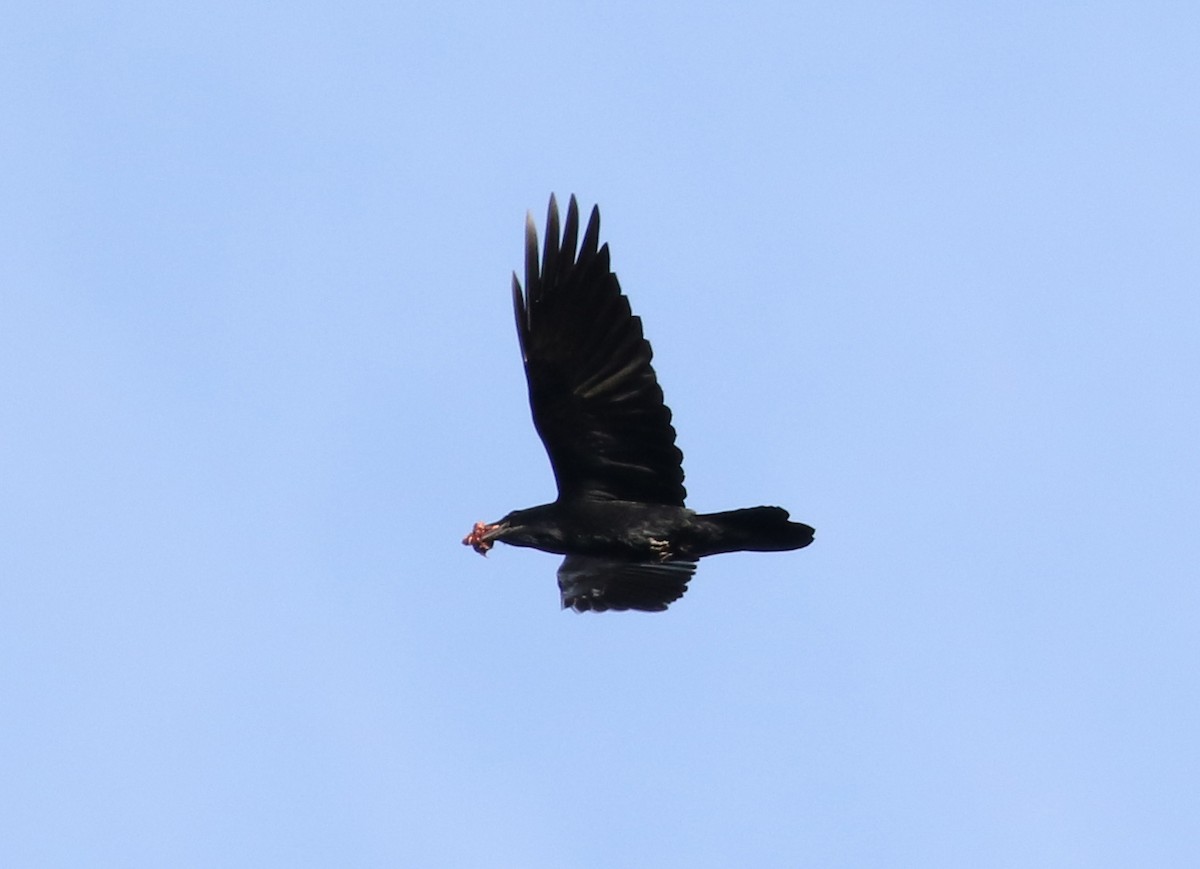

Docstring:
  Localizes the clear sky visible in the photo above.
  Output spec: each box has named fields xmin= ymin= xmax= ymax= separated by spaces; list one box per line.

xmin=3 ymin=3 xmax=1197 ymax=866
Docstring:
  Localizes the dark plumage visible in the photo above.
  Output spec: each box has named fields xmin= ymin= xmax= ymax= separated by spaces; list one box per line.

xmin=464 ymin=195 xmax=814 ymax=611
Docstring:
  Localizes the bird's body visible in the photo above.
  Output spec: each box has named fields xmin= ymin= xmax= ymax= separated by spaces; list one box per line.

xmin=464 ymin=195 xmax=814 ymax=611
xmin=482 ymin=501 xmax=813 ymax=562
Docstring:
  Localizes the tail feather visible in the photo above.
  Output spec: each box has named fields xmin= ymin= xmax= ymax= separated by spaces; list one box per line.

xmin=693 ymin=506 xmax=814 ymax=557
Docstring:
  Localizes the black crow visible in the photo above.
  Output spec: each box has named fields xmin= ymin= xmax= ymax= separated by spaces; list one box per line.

xmin=464 ymin=195 xmax=814 ymax=611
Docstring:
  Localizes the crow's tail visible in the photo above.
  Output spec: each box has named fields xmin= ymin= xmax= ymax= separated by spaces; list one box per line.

xmin=693 ymin=507 xmax=815 ymax=557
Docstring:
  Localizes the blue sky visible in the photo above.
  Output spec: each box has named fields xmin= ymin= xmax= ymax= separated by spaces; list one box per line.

xmin=3 ymin=2 xmax=1198 ymax=866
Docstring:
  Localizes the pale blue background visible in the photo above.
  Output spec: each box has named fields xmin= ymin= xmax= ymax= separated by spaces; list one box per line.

xmin=3 ymin=3 xmax=1197 ymax=866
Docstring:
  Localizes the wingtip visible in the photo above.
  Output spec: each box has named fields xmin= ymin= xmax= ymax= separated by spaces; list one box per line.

xmin=543 ymin=195 xmax=561 ymax=282
xmin=524 ymin=210 xmax=539 ymax=290
xmin=580 ymin=202 xmax=601 ymax=258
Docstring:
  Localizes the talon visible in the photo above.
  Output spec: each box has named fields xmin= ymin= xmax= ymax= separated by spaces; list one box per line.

xmin=649 ymin=538 xmax=672 ymax=562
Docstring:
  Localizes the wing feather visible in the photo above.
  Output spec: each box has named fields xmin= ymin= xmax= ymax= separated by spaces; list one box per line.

xmin=513 ymin=195 xmax=686 ymax=505
xmin=558 ymin=556 xmax=697 ymax=612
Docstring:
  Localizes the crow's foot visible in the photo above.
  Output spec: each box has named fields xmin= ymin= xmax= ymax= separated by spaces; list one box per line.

xmin=649 ymin=538 xmax=672 ymax=562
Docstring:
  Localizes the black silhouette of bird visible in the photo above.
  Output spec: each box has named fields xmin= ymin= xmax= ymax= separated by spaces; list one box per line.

xmin=464 ymin=195 xmax=814 ymax=612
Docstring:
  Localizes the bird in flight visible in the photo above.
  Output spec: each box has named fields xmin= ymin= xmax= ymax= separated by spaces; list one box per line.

xmin=464 ymin=195 xmax=814 ymax=612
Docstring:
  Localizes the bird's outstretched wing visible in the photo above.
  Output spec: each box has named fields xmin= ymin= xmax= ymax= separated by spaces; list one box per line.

xmin=512 ymin=195 xmax=686 ymax=506
xmin=557 ymin=556 xmax=697 ymax=613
